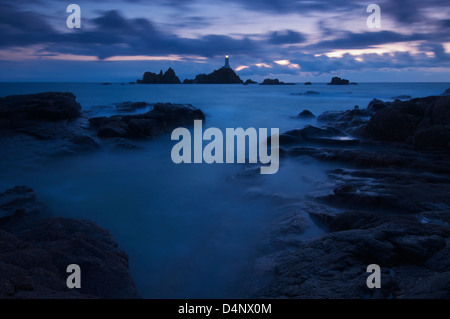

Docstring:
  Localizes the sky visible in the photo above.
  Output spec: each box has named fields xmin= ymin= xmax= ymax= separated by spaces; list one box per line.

xmin=0 ymin=0 xmax=449 ymax=82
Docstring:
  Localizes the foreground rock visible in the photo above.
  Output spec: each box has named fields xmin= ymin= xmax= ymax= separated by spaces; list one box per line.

xmin=89 ymin=103 xmax=205 ymax=138
xmin=0 ymin=92 xmax=81 ymax=129
xmin=0 ymin=186 xmax=140 ymax=299
xmin=260 ymin=79 xmax=294 ymax=85
xmin=243 ymin=79 xmax=258 ymax=85
xmin=296 ymin=110 xmax=316 ymax=119
xmin=137 ymin=68 xmax=181 ymax=84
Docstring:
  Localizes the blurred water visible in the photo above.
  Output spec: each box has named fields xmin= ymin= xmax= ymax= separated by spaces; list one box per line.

xmin=0 ymin=82 xmax=448 ymax=297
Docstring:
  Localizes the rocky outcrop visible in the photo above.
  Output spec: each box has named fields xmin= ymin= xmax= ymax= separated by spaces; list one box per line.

xmin=0 ymin=186 xmax=140 ymax=299
xmin=0 ymin=92 xmax=81 ymax=129
xmin=137 ymin=68 xmax=181 ymax=84
xmin=364 ymin=95 xmax=450 ymax=149
xmin=304 ymin=82 xmax=312 ymax=85
xmin=89 ymin=103 xmax=205 ymax=138
xmin=243 ymin=79 xmax=258 ymax=85
xmin=260 ymin=79 xmax=294 ymax=85
xmin=291 ymin=91 xmax=319 ymax=96
xmin=327 ymin=77 xmax=350 ymax=85
xmin=442 ymin=88 xmax=450 ymax=96
xmin=245 ymin=92 xmax=450 ymax=298
xmin=183 ymin=67 xmax=243 ymax=84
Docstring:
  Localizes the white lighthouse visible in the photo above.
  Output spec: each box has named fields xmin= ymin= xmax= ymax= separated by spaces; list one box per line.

xmin=224 ymin=54 xmax=231 ymax=68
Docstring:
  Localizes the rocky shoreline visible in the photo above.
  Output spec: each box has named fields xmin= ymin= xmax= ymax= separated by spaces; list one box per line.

xmin=0 ymin=92 xmax=206 ymax=298
xmin=245 ymin=90 xmax=450 ymax=298
xmin=1 ymin=90 xmax=449 ymax=298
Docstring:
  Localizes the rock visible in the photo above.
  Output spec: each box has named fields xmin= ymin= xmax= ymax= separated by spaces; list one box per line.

xmin=0 ymin=186 xmax=140 ymax=299
xmin=296 ymin=110 xmax=316 ymax=118
xmin=248 ymin=210 xmax=450 ymax=298
xmin=291 ymin=91 xmax=319 ymax=96
xmin=184 ymin=67 xmax=243 ymax=84
xmin=101 ymin=83 xmax=112 ymax=85
xmin=0 ymin=92 xmax=81 ymax=129
xmin=90 ymin=103 xmax=205 ymax=139
xmin=327 ymin=77 xmax=350 ymax=85
xmin=260 ymin=79 xmax=294 ymax=85
xmin=243 ymin=79 xmax=257 ymax=85
xmin=137 ymin=67 xmax=181 ymax=84
xmin=367 ymin=98 xmax=389 ymax=113
xmin=304 ymin=82 xmax=312 ymax=85
xmin=365 ymin=108 xmax=415 ymax=142
xmin=279 ymin=125 xmax=358 ymax=147
xmin=442 ymin=88 xmax=450 ymax=95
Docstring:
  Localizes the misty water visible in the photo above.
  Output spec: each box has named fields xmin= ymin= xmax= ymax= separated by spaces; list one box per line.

xmin=0 ymin=82 xmax=448 ymax=298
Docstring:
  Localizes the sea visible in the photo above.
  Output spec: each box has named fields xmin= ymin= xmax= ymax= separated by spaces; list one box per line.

xmin=0 ymin=82 xmax=448 ymax=298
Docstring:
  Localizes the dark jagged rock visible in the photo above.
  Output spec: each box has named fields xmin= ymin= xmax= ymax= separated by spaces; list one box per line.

xmin=260 ymin=78 xmax=294 ymax=85
xmin=296 ymin=110 xmax=316 ymax=119
xmin=364 ymin=95 xmax=450 ymax=149
xmin=89 ymin=103 xmax=205 ymax=139
xmin=442 ymin=88 xmax=450 ymax=95
xmin=304 ymin=82 xmax=312 ymax=85
xmin=0 ymin=92 xmax=81 ymax=129
xmin=243 ymin=79 xmax=258 ymax=85
xmin=0 ymin=186 xmax=140 ymax=299
xmin=248 ymin=211 xmax=450 ymax=298
xmin=248 ymin=92 xmax=450 ymax=299
xmin=137 ymin=67 xmax=181 ymax=84
xmin=327 ymin=77 xmax=350 ymax=85
xmin=184 ymin=67 xmax=243 ymax=84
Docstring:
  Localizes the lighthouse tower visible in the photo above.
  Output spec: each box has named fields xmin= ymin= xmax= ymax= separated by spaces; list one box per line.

xmin=224 ymin=54 xmax=231 ymax=68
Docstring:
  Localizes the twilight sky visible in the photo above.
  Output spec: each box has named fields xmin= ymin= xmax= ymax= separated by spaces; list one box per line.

xmin=1 ymin=0 xmax=449 ymax=82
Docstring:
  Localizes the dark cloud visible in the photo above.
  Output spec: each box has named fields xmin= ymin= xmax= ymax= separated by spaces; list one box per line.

xmin=268 ymin=30 xmax=306 ymax=45
xmin=304 ymin=31 xmax=427 ymax=51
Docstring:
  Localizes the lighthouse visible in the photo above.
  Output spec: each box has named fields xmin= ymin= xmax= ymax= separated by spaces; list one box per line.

xmin=224 ymin=54 xmax=231 ymax=68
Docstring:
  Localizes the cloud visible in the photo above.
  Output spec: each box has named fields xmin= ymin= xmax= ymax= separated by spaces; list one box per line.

xmin=268 ymin=30 xmax=306 ymax=45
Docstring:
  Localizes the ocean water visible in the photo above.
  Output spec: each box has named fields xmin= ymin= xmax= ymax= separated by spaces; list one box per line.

xmin=0 ymin=82 xmax=449 ymax=298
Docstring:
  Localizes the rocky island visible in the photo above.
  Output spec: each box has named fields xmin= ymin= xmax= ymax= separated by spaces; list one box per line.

xmin=137 ymin=67 xmax=181 ymax=84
